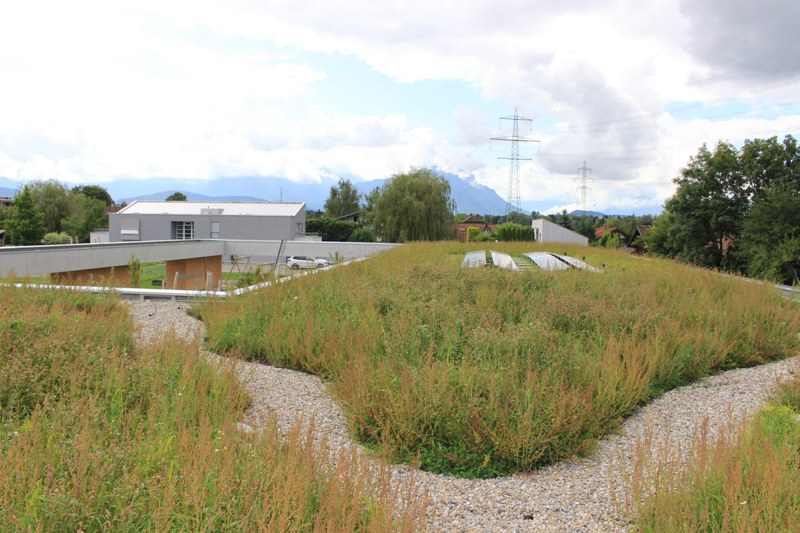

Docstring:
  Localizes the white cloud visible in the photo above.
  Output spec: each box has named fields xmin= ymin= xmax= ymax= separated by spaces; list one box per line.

xmin=0 ymin=1 xmax=797 ymax=213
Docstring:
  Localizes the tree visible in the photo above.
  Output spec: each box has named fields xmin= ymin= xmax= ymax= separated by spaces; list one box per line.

xmin=348 ymin=227 xmax=375 ymax=242
xmin=739 ymin=185 xmax=800 ymax=284
xmin=573 ymin=216 xmax=598 ymax=241
xmin=644 ymin=210 xmax=684 ymax=257
xmin=371 ymin=168 xmax=455 ymax=242
xmin=664 ymin=141 xmax=747 ymax=267
xmin=505 ymin=211 xmax=533 ymax=226
xmin=166 ymin=192 xmax=187 ymax=201
xmin=740 ymin=135 xmax=800 ymax=203
xmin=72 ymin=185 xmax=114 ymax=206
xmin=324 ymin=178 xmax=360 ymax=218
xmin=305 ymin=217 xmax=356 ymax=241
xmin=548 ymin=210 xmax=573 ymax=229
xmin=7 ymin=186 xmax=45 ymax=245
xmin=27 ymin=180 xmax=72 ymax=233
xmin=62 ymin=194 xmax=107 ymax=242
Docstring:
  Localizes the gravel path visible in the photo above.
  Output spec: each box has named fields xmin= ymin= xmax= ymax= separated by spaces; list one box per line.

xmin=126 ymin=300 xmax=799 ymax=532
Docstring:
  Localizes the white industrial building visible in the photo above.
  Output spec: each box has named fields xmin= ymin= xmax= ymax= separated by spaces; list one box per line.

xmin=109 ymin=201 xmax=306 ymax=242
xmin=531 ymin=218 xmax=589 ymax=245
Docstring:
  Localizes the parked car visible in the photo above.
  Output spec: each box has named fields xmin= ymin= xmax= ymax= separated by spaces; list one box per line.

xmin=286 ymin=255 xmax=329 ymax=270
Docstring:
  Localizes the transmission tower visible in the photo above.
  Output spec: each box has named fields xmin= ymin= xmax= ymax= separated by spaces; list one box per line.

xmin=574 ymin=161 xmax=593 ymax=216
xmin=490 ymin=109 xmax=539 ymax=215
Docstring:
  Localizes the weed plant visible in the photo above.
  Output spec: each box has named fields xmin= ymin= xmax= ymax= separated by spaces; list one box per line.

xmin=0 ymin=286 xmax=424 ymax=530
xmin=198 ymin=242 xmax=800 ymax=478
xmin=628 ymin=375 xmax=800 ymax=531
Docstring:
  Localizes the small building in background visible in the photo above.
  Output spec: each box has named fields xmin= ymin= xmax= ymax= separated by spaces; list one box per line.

xmin=453 ymin=214 xmax=495 ymax=242
xmin=595 ymin=225 xmax=622 ymax=240
xmin=89 ymin=230 xmax=110 ymax=244
xmin=628 ymin=225 xmax=651 ymax=253
xmin=0 ymin=196 xmax=13 ymax=209
xmin=531 ymin=218 xmax=589 ymax=245
xmin=108 ymin=201 xmax=307 ymax=242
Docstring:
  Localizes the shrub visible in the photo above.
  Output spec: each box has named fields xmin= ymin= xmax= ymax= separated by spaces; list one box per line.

xmin=349 ymin=227 xmax=375 ymax=242
xmin=492 ymin=222 xmax=534 ymax=241
xmin=40 ymin=232 xmax=72 ymax=245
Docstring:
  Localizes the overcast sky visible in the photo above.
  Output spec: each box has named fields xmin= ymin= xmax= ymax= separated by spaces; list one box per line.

xmin=1 ymin=0 xmax=798 ymax=213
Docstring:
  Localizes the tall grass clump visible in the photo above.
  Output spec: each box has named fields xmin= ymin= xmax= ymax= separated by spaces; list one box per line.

xmin=198 ymin=242 xmax=800 ymax=478
xmin=0 ymin=286 xmax=425 ymax=530
xmin=628 ymin=374 xmax=800 ymax=531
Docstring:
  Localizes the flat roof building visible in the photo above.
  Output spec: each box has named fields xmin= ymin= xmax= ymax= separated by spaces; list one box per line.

xmin=109 ymin=201 xmax=306 ymax=242
xmin=531 ymin=218 xmax=589 ymax=245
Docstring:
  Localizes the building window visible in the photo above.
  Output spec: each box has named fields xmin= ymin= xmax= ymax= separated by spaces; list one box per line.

xmin=210 ymin=221 xmax=220 ymax=239
xmin=172 ymin=221 xmax=195 ymax=240
xmin=120 ymin=218 xmax=140 ymax=241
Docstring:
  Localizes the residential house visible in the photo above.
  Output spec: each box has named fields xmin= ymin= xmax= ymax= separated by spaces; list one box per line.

xmin=628 ymin=225 xmax=651 ymax=253
xmin=454 ymin=215 xmax=495 ymax=242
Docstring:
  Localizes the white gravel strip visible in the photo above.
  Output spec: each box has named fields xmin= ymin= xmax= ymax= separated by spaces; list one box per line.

xmin=125 ymin=300 xmax=800 ymax=532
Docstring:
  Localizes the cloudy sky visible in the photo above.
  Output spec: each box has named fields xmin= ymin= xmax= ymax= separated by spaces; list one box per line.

xmin=1 ymin=0 xmax=798 ymax=214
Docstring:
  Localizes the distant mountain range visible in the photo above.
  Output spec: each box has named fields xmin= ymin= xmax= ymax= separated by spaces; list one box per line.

xmin=0 ymin=171 xmax=512 ymax=215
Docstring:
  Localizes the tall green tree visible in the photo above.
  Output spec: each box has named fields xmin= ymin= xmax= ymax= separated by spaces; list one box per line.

xmin=663 ymin=141 xmax=747 ymax=267
xmin=7 ymin=186 xmax=46 ymax=245
xmin=324 ymin=178 xmax=361 ymax=218
xmin=740 ymin=135 xmax=800 ymax=203
xmin=166 ymin=192 xmax=187 ymax=201
xmin=27 ymin=180 xmax=73 ymax=233
xmin=62 ymin=194 xmax=107 ymax=242
xmin=72 ymin=185 xmax=114 ymax=206
xmin=739 ymin=185 xmax=800 ymax=284
xmin=372 ymin=168 xmax=455 ymax=242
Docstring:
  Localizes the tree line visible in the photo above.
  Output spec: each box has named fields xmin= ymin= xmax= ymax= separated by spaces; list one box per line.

xmin=644 ymin=135 xmax=799 ymax=285
xmin=316 ymin=168 xmax=655 ymax=245
xmin=6 ymin=136 xmax=796 ymax=286
xmin=0 ymin=181 xmax=114 ymax=245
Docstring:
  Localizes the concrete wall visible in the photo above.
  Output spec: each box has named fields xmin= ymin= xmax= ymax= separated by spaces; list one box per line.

xmin=532 ymin=218 xmax=589 ymax=245
xmin=0 ymin=240 xmax=398 ymax=279
xmin=109 ymin=209 xmax=306 ymax=242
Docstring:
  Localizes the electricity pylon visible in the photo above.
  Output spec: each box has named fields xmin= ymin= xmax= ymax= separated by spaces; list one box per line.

xmin=491 ymin=109 xmax=539 ymax=215
xmin=575 ymin=161 xmax=593 ymax=216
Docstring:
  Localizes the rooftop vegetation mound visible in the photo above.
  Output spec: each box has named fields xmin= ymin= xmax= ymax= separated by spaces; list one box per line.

xmin=199 ymin=242 xmax=800 ymax=479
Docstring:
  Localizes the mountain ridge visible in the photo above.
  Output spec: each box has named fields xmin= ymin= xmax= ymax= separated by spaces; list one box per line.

xmin=0 ymin=172 xmax=513 ymax=215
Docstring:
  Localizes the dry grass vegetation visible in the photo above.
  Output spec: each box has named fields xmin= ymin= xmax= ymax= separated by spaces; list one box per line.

xmin=628 ymin=375 xmax=800 ymax=531
xmin=198 ymin=242 xmax=800 ymax=478
xmin=0 ymin=286 xmax=424 ymax=531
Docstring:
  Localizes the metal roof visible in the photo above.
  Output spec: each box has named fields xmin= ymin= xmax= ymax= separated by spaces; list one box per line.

xmin=116 ymin=201 xmax=305 ymax=217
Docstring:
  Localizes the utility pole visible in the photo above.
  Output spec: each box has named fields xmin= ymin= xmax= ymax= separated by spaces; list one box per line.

xmin=491 ymin=109 xmax=538 ymax=215
xmin=574 ymin=161 xmax=593 ymax=216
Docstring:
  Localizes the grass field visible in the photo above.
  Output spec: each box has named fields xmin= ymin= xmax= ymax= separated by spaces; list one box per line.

xmin=628 ymin=373 xmax=800 ymax=531
xmin=0 ymin=286 xmax=424 ymax=530
xmin=198 ymin=242 xmax=800 ymax=478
